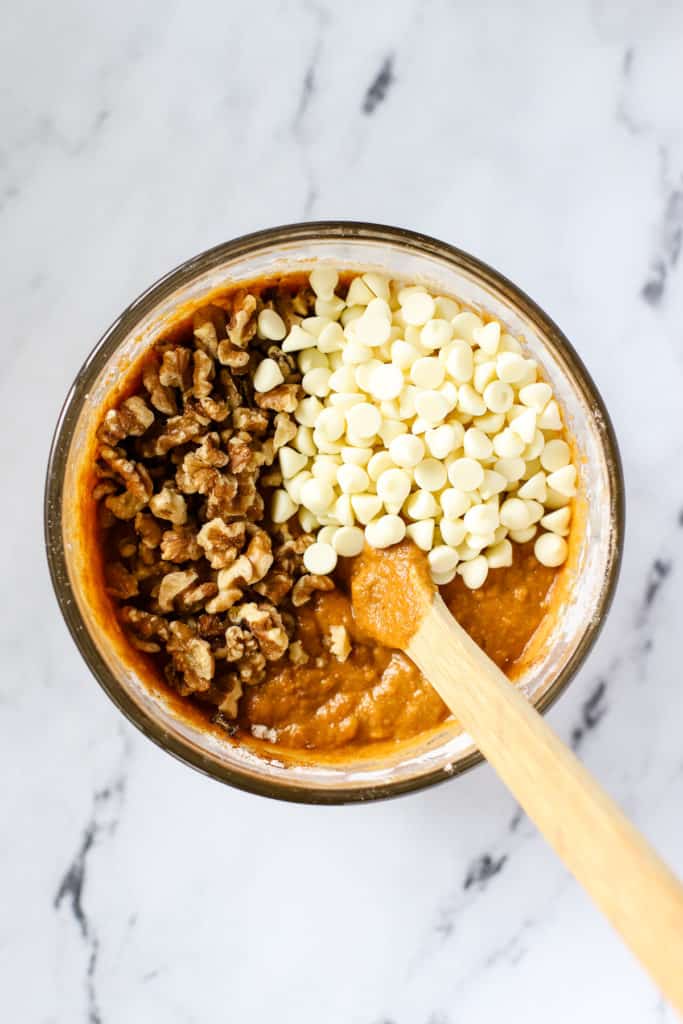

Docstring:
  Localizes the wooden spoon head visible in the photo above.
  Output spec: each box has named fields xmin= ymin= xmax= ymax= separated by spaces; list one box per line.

xmin=350 ymin=540 xmax=435 ymax=649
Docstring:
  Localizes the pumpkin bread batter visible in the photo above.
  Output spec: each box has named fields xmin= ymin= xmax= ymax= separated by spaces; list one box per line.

xmin=88 ymin=272 xmax=569 ymax=755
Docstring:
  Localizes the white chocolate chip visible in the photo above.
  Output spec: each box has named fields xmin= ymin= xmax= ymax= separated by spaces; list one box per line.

xmin=346 ymin=402 xmax=382 ymax=439
xmin=464 ymin=427 xmax=493 ymax=461
xmin=302 ymin=316 xmax=333 ymax=339
xmin=537 ymin=399 xmax=563 ymax=431
xmin=466 ymin=531 xmax=495 ymax=552
xmin=299 ymin=348 xmax=329 ymax=373
xmin=446 ymin=340 xmax=474 ymax=383
xmin=494 ymin=457 xmax=526 ymax=483
xmin=341 ymin=446 xmax=373 ymax=466
xmin=458 ymin=384 xmax=487 ymax=417
xmin=439 ymin=517 xmax=466 ymax=547
xmin=367 ymin=451 xmax=394 ymax=481
xmin=404 ymin=490 xmax=440 ymax=520
xmin=414 ymin=458 xmax=447 ymax=492
xmin=486 ymin=539 xmax=513 ymax=568
xmin=271 ymin=489 xmax=297 ymax=523
xmin=428 ymin=545 xmax=459 ymax=575
xmin=317 ymin=525 xmax=338 ymax=546
xmin=518 ymin=471 xmax=547 ymax=502
xmin=435 ymin=296 xmax=460 ymax=319
xmin=368 ymin=363 xmax=404 ymax=400
xmin=493 ymin=427 xmax=525 ymax=458
xmin=534 ymin=532 xmax=568 ymax=567
xmin=519 ymin=382 xmax=552 ymax=412
xmin=464 ymin=503 xmax=499 ymax=535
xmin=392 ymin=340 xmax=422 ymax=369
xmin=284 ymin=470 xmax=312 ymax=504
xmin=278 ymin=446 xmax=308 ymax=479
xmin=473 ymin=360 xmax=498 ymax=394
xmin=431 ymin=568 xmax=458 ymax=585
xmin=342 ymin=340 xmax=374 ymax=365
xmin=312 ymin=455 xmax=341 ymax=484
xmin=298 ymin=507 xmax=319 ymax=532
xmin=293 ymin=425 xmax=316 ymax=456
xmin=420 ymin=319 xmax=453 ymax=351
xmin=341 ymin=305 xmax=364 ymax=327
xmin=302 ymin=367 xmax=332 ymax=398
xmin=411 ymin=357 xmax=445 ymax=390
xmin=411 ymin=416 xmax=429 ymax=435
xmin=406 ymin=519 xmax=435 ymax=551
xmin=458 ymin=554 xmax=489 ymax=589
xmin=355 ymin=313 xmax=392 ymax=348
xmin=473 ymin=321 xmax=501 ymax=355
xmin=257 ymin=309 xmax=287 ymax=341
xmin=333 ymin=525 xmax=365 ymax=556
xmin=425 ymin=422 xmax=463 ymax=459
xmin=499 ymin=333 xmax=522 ymax=354
xmin=253 ymin=358 xmax=285 ymax=393
xmin=500 ymin=497 xmax=532 ymax=531
xmin=300 ymin=478 xmax=335 ymax=515
xmin=546 ymin=464 xmax=577 ymax=497
xmin=414 ymin=390 xmax=451 ymax=426
xmin=310 ymin=266 xmax=339 ymax=300
xmin=295 ymin=396 xmax=324 ymax=427
xmin=441 ymin=488 xmax=471 ymax=519
xmin=282 ymin=325 xmax=317 ymax=353
xmin=365 ymin=514 xmax=406 ymax=549
xmin=312 ymin=432 xmax=343 ymax=455
xmin=315 ymin=295 xmax=346 ymax=320
xmin=328 ymin=366 xmax=358 ymax=393
xmin=474 ymin=412 xmax=506 ymax=434
xmin=509 ymin=525 xmax=537 ymax=543
xmin=523 ymin=428 xmax=546 ymax=460
xmin=540 ymin=507 xmax=571 ymax=536
xmin=479 ymin=469 xmax=507 ymax=500
xmin=303 ymin=541 xmax=338 ymax=574
xmin=540 ymin=439 xmax=571 ymax=473
xmin=346 ymin=277 xmax=375 ymax=306
xmin=362 ymin=272 xmax=391 ymax=301
xmin=452 ymin=311 xmax=483 ymax=342
xmin=378 ymin=419 xmax=408 ymax=446
xmin=351 ymin=493 xmax=383 ymax=524
xmin=544 ymin=487 xmax=571 ymax=510
xmin=377 ymin=468 xmax=412 ymax=507
xmin=398 ymin=385 xmax=419 ymax=420
xmin=333 ymin=494 xmax=355 ymax=527
xmin=524 ymin=499 xmax=545 ymax=524
xmin=401 ymin=291 xmax=436 ymax=326
xmin=317 ymin=321 xmax=346 ymax=353
xmin=315 ymin=407 xmax=346 ymax=442
xmin=389 ymin=433 xmax=425 ymax=468
xmin=354 ymin=359 xmax=382 ymax=393
xmin=337 ymin=464 xmax=369 ymax=494
xmin=496 ymin=352 xmax=527 ymax=383
xmin=448 ymin=457 xmax=484 ymax=491
xmin=508 ymin=407 xmax=537 ymax=445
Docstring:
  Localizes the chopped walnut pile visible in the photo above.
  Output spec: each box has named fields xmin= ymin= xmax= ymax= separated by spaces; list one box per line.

xmin=93 ymin=280 xmax=337 ymax=731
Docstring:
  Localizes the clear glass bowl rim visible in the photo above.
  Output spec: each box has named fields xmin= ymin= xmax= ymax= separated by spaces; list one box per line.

xmin=44 ymin=221 xmax=625 ymax=804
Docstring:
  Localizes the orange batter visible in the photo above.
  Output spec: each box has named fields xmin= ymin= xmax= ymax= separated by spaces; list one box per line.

xmin=241 ymin=541 xmax=559 ymax=750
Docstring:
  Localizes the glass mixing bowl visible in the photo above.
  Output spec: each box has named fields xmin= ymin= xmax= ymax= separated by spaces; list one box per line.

xmin=45 ymin=222 xmax=624 ymax=803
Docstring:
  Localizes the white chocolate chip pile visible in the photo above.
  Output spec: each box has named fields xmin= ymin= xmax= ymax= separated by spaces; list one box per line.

xmin=261 ymin=268 xmax=576 ymax=589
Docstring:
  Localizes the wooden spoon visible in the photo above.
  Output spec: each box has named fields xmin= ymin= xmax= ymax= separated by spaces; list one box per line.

xmin=351 ymin=542 xmax=683 ymax=1013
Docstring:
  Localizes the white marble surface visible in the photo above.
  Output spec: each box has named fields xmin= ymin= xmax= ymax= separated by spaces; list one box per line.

xmin=2 ymin=1 xmax=683 ymax=1020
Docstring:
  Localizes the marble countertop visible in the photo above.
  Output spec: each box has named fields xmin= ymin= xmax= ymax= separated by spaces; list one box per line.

xmin=2 ymin=0 xmax=683 ymax=1020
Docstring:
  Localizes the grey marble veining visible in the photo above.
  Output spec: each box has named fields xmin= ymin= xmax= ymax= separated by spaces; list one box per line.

xmin=2 ymin=1 xmax=683 ymax=1021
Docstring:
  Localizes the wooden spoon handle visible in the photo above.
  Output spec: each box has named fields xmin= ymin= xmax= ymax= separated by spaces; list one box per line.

xmin=409 ymin=595 xmax=683 ymax=1013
